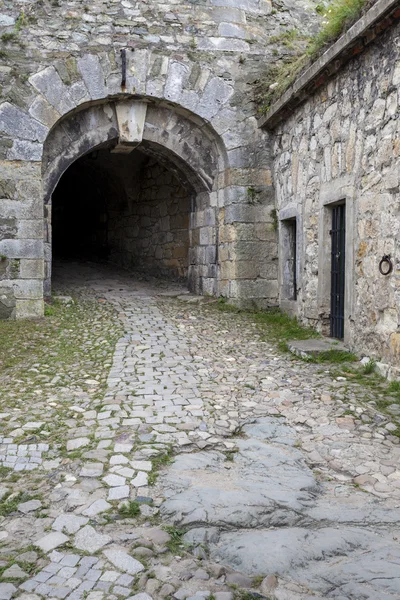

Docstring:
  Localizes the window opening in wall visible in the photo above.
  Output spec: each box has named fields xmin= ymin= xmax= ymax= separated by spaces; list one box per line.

xmin=330 ymin=203 xmax=346 ymax=339
xmin=282 ymin=218 xmax=297 ymax=301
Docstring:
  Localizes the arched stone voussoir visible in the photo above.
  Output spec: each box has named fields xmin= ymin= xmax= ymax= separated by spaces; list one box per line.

xmin=27 ymin=45 xmax=248 ymax=162
xmin=29 ymin=66 xmax=79 ymax=117
xmin=0 ymin=102 xmax=49 ymax=143
xmin=42 ymin=103 xmax=119 ymax=203
xmin=142 ymin=109 xmax=220 ymax=192
xmin=31 ymin=48 xmax=239 ymax=146
xmin=42 ymin=98 xmax=227 ymax=200
xmin=29 ymin=95 xmax=62 ymax=131
xmin=138 ymin=139 xmax=210 ymax=195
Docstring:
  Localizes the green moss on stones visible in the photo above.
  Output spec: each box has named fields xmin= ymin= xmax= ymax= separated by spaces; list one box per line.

xmin=259 ymin=0 xmax=374 ymax=112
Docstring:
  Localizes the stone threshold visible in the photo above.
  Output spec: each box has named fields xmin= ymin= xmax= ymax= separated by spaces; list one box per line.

xmin=258 ymin=0 xmax=400 ymax=130
xmin=287 ymin=337 xmax=349 ymax=360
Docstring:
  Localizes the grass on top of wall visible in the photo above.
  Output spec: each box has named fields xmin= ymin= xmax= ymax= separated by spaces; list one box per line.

xmin=258 ymin=0 xmax=375 ymax=112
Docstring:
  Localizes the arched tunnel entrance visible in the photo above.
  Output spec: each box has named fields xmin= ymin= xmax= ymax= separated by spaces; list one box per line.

xmin=42 ymin=101 xmax=221 ymax=301
xmin=51 ymin=146 xmax=192 ymax=282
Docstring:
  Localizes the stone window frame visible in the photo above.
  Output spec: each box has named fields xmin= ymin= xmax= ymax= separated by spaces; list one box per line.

xmin=278 ymin=205 xmax=302 ymax=316
xmin=317 ymin=176 xmax=355 ymax=344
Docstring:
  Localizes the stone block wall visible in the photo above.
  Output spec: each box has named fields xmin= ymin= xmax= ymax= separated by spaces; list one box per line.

xmin=0 ymin=0 xmax=322 ymax=317
xmin=108 ymin=157 xmax=190 ymax=280
xmin=0 ymin=161 xmax=44 ymax=318
xmin=272 ymin=20 xmax=400 ymax=376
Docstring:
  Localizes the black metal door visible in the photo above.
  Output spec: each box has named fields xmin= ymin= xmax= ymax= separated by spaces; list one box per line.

xmin=330 ymin=204 xmax=345 ymax=339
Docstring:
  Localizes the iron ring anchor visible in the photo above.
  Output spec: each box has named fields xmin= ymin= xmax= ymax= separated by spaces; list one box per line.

xmin=379 ymin=255 xmax=393 ymax=276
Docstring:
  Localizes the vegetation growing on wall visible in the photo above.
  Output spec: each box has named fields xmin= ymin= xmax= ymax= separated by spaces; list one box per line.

xmin=1 ymin=11 xmax=25 ymax=44
xmin=258 ymin=0 xmax=376 ymax=112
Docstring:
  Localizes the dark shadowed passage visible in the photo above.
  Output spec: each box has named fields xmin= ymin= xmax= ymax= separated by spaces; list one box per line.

xmin=52 ymin=147 xmax=191 ymax=281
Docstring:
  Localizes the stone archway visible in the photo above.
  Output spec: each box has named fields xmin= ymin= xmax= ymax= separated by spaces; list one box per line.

xmin=0 ymin=49 xmax=277 ymax=319
xmin=42 ymin=99 xmax=222 ymax=298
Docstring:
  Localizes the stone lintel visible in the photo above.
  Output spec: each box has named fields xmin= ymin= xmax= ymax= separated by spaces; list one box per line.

xmin=258 ymin=0 xmax=400 ymax=130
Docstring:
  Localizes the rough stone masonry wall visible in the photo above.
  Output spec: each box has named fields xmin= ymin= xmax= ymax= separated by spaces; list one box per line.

xmin=0 ymin=0 xmax=321 ymax=318
xmin=273 ymin=20 xmax=400 ymax=377
xmin=108 ymin=157 xmax=190 ymax=280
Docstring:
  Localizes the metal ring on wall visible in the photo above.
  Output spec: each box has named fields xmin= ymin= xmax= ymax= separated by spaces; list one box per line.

xmin=379 ymin=255 xmax=393 ymax=276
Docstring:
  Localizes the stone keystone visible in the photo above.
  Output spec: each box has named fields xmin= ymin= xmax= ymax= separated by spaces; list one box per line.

xmin=112 ymin=101 xmax=147 ymax=154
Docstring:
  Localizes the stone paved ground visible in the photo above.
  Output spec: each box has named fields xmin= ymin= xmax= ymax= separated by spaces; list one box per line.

xmin=0 ymin=263 xmax=400 ymax=600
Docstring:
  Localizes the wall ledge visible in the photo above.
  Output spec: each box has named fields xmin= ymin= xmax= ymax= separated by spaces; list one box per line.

xmin=258 ymin=0 xmax=400 ymax=130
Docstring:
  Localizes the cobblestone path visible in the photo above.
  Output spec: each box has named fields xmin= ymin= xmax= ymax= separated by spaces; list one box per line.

xmin=0 ymin=264 xmax=400 ymax=600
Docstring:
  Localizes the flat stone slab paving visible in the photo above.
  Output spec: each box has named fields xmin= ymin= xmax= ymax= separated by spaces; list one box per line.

xmin=161 ymin=418 xmax=400 ymax=599
xmin=0 ymin=263 xmax=400 ymax=600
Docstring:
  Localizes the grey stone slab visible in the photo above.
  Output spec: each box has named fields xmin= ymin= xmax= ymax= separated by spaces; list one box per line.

xmin=86 ymin=568 xmax=102 ymax=582
xmin=0 ymin=14 xmax=15 ymax=26
xmin=1 ymin=564 xmax=28 ymax=580
xmin=116 ymin=574 xmax=133 ymax=586
xmin=34 ymin=532 xmax=69 ymax=553
xmin=103 ymin=547 xmax=145 ymax=575
xmin=197 ymin=77 xmax=233 ymax=120
xmin=60 ymin=554 xmax=80 ymax=567
xmin=131 ymin=471 xmax=148 ymax=487
xmin=130 ymin=460 xmax=152 ymax=471
xmin=161 ymin=415 xmax=400 ymax=599
xmin=48 ymin=551 xmax=65 ymax=563
xmin=8 ymin=140 xmax=43 ymax=161
xmin=164 ymin=62 xmax=189 ymax=102
xmin=103 ymin=473 xmax=126 ymax=487
xmin=80 ymin=463 xmax=104 ymax=477
xmin=288 ymin=338 xmax=348 ymax=359
xmin=108 ymin=485 xmax=129 ymax=500
xmin=82 ymin=499 xmax=111 ymax=517
xmin=58 ymin=566 xmax=77 ymax=579
xmin=0 ymin=583 xmax=17 ymax=600
xmin=52 ymin=514 xmax=89 ymax=534
xmin=18 ymin=499 xmax=42 ymax=514
xmin=113 ymin=586 xmax=131 ymax=597
xmin=67 ymin=437 xmax=91 ymax=451
xmin=74 ymin=526 xmax=111 ymax=554
xmin=173 ymin=589 xmax=190 ymax=600
xmin=212 ymin=527 xmax=400 ymax=595
xmin=18 ymin=579 xmax=38 ymax=593
xmin=162 ymin=442 xmax=317 ymax=529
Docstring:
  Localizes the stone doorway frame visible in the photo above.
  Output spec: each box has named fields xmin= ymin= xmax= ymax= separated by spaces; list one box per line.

xmin=317 ymin=176 xmax=355 ymax=345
